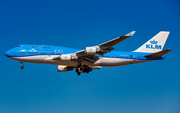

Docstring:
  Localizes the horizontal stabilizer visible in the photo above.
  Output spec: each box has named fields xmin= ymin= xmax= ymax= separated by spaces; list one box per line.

xmin=144 ymin=49 xmax=172 ymax=57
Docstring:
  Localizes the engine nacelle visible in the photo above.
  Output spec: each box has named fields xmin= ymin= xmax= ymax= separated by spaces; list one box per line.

xmin=60 ymin=54 xmax=72 ymax=61
xmin=57 ymin=65 xmax=73 ymax=72
xmin=59 ymin=54 xmax=78 ymax=61
xmin=85 ymin=47 xmax=97 ymax=54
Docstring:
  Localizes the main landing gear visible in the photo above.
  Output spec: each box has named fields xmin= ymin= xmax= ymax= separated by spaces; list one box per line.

xmin=76 ymin=64 xmax=92 ymax=76
xmin=20 ymin=62 xmax=24 ymax=69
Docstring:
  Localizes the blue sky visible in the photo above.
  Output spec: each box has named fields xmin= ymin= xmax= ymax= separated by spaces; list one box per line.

xmin=0 ymin=0 xmax=180 ymax=113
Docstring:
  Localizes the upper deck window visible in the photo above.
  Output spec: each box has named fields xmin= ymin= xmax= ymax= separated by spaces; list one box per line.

xmin=27 ymin=46 xmax=39 ymax=48
xmin=43 ymin=47 xmax=52 ymax=48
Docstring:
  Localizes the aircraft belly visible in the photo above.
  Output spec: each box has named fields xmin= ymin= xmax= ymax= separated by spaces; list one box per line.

xmin=10 ymin=55 xmax=47 ymax=62
xmin=10 ymin=55 xmax=153 ymax=67
xmin=94 ymin=57 xmax=135 ymax=66
xmin=10 ymin=55 xmax=78 ymax=66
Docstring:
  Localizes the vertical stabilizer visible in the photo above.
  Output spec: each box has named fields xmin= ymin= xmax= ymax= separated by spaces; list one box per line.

xmin=134 ymin=31 xmax=170 ymax=53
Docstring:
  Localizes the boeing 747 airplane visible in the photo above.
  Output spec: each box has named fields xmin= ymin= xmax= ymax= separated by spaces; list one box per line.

xmin=5 ymin=31 xmax=172 ymax=75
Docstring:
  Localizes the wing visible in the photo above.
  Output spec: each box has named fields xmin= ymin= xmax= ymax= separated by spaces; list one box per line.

xmin=76 ymin=31 xmax=136 ymax=55
xmin=99 ymin=31 xmax=136 ymax=47
xmin=51 ymin=31 xmax=135 ymax=74
xmin=52 ymin=31 xmax=136 ymax=65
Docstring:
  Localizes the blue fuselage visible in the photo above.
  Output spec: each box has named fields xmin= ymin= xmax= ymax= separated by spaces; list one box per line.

xmin=4 ymin=44 xmax=164 ymax=67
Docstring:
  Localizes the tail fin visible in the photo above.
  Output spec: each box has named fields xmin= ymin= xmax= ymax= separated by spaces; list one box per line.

xmin=134 ymin=31 xmax=170 ymax=53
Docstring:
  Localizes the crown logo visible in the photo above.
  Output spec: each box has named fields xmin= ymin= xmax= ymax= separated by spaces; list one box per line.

xmin=150 ymin=40 xmax=158 ymax=44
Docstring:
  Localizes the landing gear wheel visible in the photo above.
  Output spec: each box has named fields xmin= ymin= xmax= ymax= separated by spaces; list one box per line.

xmin=21 ymin=65 xmax=24 ymax=69
xmin=76 ymin=68 xmax=81 ymax=76
xmin=20 ymin=62 xmax=24 ymax=69
xmin=83 ymin=66 xmax=90 ymax=73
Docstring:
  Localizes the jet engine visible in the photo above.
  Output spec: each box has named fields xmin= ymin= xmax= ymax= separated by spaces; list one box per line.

xmin=85 ymin=47 xmax=98 ymax=54
xmin=59 ymin=54 xmax=77 ymax=61
xmin=57 ymin=65 xmax=74 ymax=72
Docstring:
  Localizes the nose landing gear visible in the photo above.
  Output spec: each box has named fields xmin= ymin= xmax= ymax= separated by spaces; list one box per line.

xmin=20 ymin=62 xmax=24 ymax=69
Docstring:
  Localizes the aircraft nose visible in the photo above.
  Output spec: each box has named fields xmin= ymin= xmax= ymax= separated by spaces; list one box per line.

xmin=4 ymin=51 xmax=10 ymax=57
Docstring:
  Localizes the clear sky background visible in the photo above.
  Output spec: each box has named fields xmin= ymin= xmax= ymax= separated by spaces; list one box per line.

xmin=0 ymin=0 xmax=180 ymax=113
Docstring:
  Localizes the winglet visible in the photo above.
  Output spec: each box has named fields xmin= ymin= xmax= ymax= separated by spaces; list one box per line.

xmin=125 ymin=31 xmax=136 ymax=36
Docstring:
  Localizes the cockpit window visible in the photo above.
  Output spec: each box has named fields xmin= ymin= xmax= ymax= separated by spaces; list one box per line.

xmin=16 ymin=45 xmax=20 ymax=47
